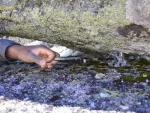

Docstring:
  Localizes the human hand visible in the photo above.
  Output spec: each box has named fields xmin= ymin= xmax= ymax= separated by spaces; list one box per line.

xmin=6 ymin=45 xmax=58 ymax=69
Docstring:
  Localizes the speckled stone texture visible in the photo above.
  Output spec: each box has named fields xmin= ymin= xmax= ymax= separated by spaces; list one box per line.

xmin=126 ymin=0 xmax=150 ymax=27
xmin=0 ymin=59 xmax=149 ymax=113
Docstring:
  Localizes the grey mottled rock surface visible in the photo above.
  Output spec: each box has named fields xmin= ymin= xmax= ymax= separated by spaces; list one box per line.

xmin=126 ymin=0 xmax=150 ymax=27
xmin=0 ymin=56 xmax=149 ymax=113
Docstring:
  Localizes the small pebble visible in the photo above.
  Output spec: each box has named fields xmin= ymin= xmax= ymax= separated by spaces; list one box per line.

xmin=95 ymin=73 xmax=105 ymax=79
xmin=119 ymin=105 xmax=129 ymax=110
xmin=100 ymin=92 xmax=111 ymax=98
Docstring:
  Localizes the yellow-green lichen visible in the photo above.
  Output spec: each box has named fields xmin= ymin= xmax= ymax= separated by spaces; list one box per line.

xmin=0 ymin=5 xmax=16 ymax=11
xmin=1 ymin=0 xmax=129 ymax=55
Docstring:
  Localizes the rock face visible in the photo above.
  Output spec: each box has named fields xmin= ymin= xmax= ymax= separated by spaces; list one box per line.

xmin=1 ymin=0 xmax=150 ymax=57
xmin=0 ymin=0 xmax=113 ymax=12
xmin=0 ymin=0 xmax=16 ymax=6
xmin=126 ymin=0 xmax=150 ymax=27
xmin=0 ymin=0 xmax=126 ymax=57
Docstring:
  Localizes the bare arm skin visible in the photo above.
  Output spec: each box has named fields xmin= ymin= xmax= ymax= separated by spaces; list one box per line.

xmin=6 ymin=45 xmax=58 ymax=69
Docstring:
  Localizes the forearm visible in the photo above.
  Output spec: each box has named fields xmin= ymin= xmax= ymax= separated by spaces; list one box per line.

xmin=6 ymin=45 xmax=35 ymax=63
xmin=0 ymin=39 xmax=20 ymax=61
xmin=0 ymin=39 xmax=57 ymax=69
xmin=6 ymin=45 xmax=24 ymax=60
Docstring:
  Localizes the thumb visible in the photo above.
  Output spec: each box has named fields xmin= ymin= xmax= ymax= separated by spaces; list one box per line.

xmin=30 ymin=53 xmax=47 ymax=68
xmin=37 ymin=58 xmax=47 ymax=69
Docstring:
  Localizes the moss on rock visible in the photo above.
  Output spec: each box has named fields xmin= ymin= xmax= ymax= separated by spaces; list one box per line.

xmin=0 ymin=0 xmax=131 ymax=56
